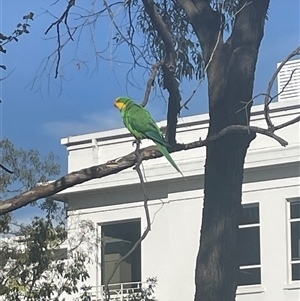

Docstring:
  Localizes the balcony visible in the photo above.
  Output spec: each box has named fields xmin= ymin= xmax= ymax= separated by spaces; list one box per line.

xmin=89 ymin=281 xmax=156 ymax=301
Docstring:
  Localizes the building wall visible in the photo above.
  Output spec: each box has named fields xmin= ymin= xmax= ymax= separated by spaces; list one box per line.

xmin=60 ymin=99 xmax=300 ymax=300
xmin=278 ymin=58 xmax=300 ymax=102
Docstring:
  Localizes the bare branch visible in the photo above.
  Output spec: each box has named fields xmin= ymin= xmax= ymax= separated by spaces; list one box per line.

xmin=45 ymin=0 xmax=75 ymax=36
xmin=0 ymin=68 xmax=16 ymax=82
xmin=264 ymin=45 xmax=300 ymax=129
xmin=273 ymin=115 xmax=300 ymax=131
xmin=141 ymin=61 xmax=163 ymax=107
xmin=143 ymin=0 xmax=176 ymax=70
xmin=44 ymin=0 xmax=76 ymax=78
xmin=103 ymin=0 xmax=149 ymax=69
xmin=141 ymin=0 xmax=181 ymax=145
xmin=212 ymin=125 xmax=288 ymax=146
xmin=0 ymin=164 xmax=13 ymax=174
xmin=104 ymin=139 xmax=151 ymax=301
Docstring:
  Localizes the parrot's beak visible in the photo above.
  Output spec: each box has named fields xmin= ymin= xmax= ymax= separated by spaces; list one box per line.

xmin=114 ymin=100 xmax=120 ymax=109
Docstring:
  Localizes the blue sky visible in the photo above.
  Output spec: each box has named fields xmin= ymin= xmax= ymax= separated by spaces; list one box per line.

xmin=0 ymin=0 xmax=299 ymax=186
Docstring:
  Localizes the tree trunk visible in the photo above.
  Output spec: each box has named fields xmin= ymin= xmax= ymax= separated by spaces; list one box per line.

xmin=190 ymin=1 xmax=271 ymax=300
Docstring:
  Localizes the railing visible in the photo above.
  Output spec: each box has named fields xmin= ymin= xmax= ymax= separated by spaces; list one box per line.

xmin=90 ymin=281 xmax=146 ymax=301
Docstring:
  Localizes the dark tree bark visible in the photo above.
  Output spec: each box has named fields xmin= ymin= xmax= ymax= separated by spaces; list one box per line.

xmin=142 ymin=0 xmax=182 ymax=146
xmin=178 ymin=0 xmax=271 ymax=300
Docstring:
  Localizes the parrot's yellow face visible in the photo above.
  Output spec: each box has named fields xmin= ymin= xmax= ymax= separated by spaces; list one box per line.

xmin=114 ymin=97 xmax=127 ymax=111
xmin=114 ymin=97 xmax=129 ymax=111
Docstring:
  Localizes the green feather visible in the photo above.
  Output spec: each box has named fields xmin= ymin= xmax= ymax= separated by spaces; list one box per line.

xmin=115 ymin=96 xmax=184 ymax=177
xmin=155 ymin=142 xmax=184 ymax=177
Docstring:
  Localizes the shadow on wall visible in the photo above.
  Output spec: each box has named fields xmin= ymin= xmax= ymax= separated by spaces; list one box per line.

xmin=67 ymin=175 xmax=204 ymax=211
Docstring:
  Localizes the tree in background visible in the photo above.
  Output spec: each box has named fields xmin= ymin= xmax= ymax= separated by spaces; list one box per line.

xmin=0 ymin=140 xmax=93 ymax=300
xmin=1 ymin=1 xmax=299 ymax=301
xmin=0 ymin=142 xmax=157 ymax=300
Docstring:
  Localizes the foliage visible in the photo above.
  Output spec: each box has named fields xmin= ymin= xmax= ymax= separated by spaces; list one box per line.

xmin=0 ymin=139 xmax=61 ymax=249
xmin=134 ymin=1 xmax=203 ymax=81
xmin=0 ymin=141 xmax=92 ymax=300
xmin=129 ymin=277 xmax=157 ymax=301
xmin=0 ymin=12 xmax=34 ymax=71
xmin=0 ymin=199 xmax=93 ymax=300
xmin=0 ymin=140 xmax=156 ymax=300
xmin=0 ymin=138 xmax=60 ymax=197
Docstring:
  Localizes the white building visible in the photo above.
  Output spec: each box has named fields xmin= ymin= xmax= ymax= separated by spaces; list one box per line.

xmin=277 ymin=58 xmax=300 ymax=102
xmin=56 ymin=95 xmax=300 ymax=301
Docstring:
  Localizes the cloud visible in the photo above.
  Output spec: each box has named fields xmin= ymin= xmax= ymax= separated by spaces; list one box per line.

xmin=43 ymin=110 xmax=124 ymax=139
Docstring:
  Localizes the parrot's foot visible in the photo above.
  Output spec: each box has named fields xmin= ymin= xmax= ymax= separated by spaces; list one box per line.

xmin=133 ymin=139 xmax=142 ymax=166
xmin=132 ymin=139 xmax=141 ymax=148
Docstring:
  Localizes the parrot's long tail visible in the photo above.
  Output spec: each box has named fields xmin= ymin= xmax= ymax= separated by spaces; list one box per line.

xmin=155 ymin=142 xmax=184 ymax=177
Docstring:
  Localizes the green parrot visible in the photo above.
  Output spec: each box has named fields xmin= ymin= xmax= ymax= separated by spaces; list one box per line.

xmin=114 ymin=96 xmax=183 ymax=176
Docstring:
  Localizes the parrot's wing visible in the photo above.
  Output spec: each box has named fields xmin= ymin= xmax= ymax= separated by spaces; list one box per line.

xmin=125 ymin=105 xmax=169 ymax=147
xmin=124 ymin=102 xmax=185 ymax=178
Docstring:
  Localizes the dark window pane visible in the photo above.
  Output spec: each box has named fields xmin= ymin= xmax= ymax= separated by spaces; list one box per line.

xmin=238 ymin=226 xmax=260 ymax=266
xmin=291 ymin=221 xmax=300 ymax=260
xmin=101 ymin=220 xmax=141 ymax=285
xmin=238 ymin=268 xmax=261 ymax=286
xmin=291 ymin=201 xmax=300 ymax=219
xmin=292 ymin=263 xmax=300 ymax=281
xmin=239 ymin=204 xmax=259 ymax=225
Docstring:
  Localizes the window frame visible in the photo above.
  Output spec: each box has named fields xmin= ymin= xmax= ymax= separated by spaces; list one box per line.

xmin=286 ymin=197 xmax=300 ymax=285
xmin=237 ymin=202 xmax=262 ymax=287
xmin=98 ymin=218 xmax=142 ymax=286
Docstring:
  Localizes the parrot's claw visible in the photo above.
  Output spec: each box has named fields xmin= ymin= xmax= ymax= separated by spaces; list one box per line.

xmin=132 ymin=139 xmax=141 ymax=148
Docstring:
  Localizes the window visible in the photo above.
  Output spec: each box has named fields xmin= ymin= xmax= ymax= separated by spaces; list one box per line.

xmin=101 ymin=220 xmax=141 ymax=285
xmin=289 ymin=200 xmax=300 ymax=281
xmin=237 ymin=203 xmax=261 ymax=286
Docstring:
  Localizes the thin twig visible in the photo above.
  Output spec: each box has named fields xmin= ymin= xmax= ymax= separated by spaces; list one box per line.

xmin=267 ymin=68 xmax=298 ymax=106
xmin=180 ymin=1 xmax=224 ymax=110
xmin=104 ymin=139 xmax=151 ymax=301
xmin=45 ymin=0 xmax=75 ymax=36
xmin=0 ymin=164 xmax=13 ymax=174
xmin=236 ymin=93 xmax=271 ymax=114
xmin=44 ymin=0 xmax=76 ymax=78
xmin=141 ymin=61 xmax=163 ymax=107
xmin=103 ymin=0 xmax=148 ymax=68
xmin=207 ymin=124 xmax=289 ymax=146
xmin=264 ymin=45 xmax=300 ymax=129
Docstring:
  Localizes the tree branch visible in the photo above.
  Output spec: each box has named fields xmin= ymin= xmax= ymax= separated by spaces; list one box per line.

xmin=177 ymin=0 xmax=220 ymax=63
xmin=142 ymin=0 xmax=181 ymax=145
xmin=44 ymin=0 xmax=76 ymax=78
xmin=141 ymin=61 xmax=163 ymax=107
xmin=180 ymin=1 xmax=254 ymax=111
xmin=142 ymin=0 xmax=176 ymax=70
xmin=0 ymin=164 xmax=13 ymax=174
xmin=264 ymin=45 xmax=300 ymax=129
xmin=1 ymin=122 xmax=297 ymax=215
xmin=104 ymin=139 xmax=151 ymax=301
xmin=229 ymin=0 xmax=270 ymax=50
